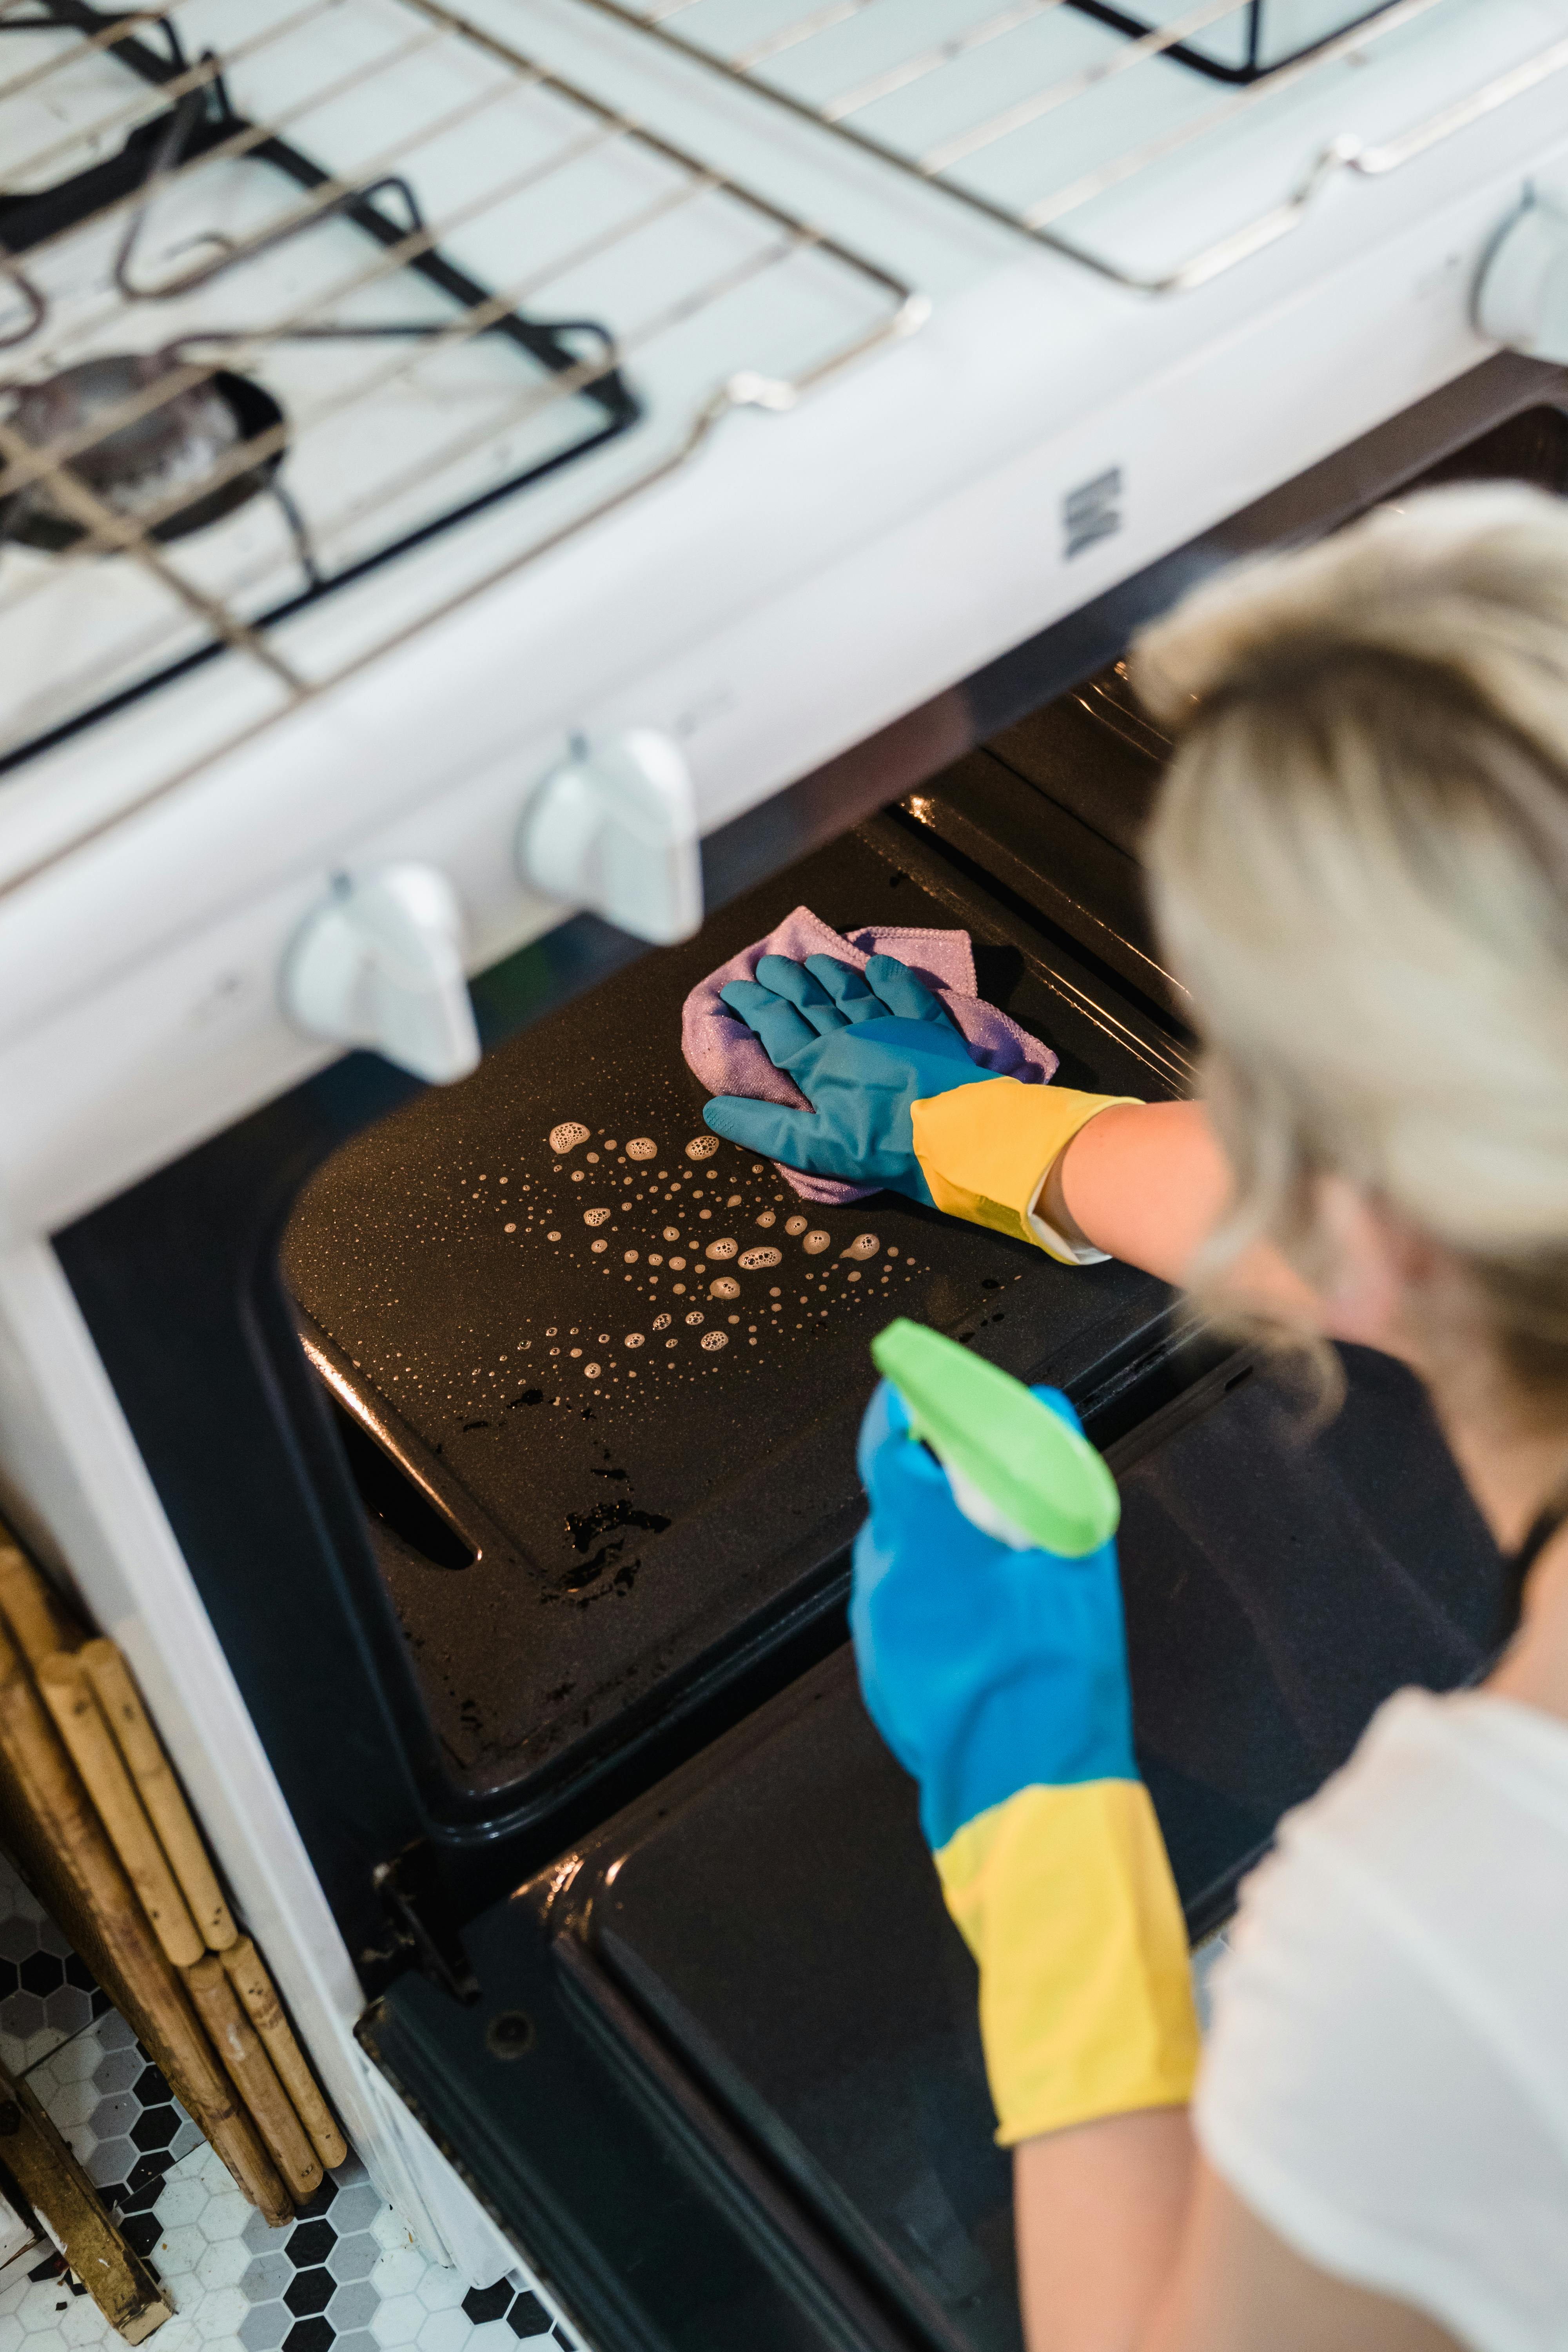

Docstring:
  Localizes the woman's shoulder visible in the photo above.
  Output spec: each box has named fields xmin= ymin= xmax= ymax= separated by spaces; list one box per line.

xmin=1193 ymin=1686 xmax=1568 ymax=2352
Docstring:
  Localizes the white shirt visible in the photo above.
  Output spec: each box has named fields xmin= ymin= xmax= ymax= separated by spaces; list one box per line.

xmin=1196 ymin=1688 xmax=1568 ymax=2352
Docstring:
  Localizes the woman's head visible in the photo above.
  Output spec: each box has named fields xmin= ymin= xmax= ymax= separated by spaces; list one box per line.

xmin=1131 ymin=484 xmax=1568 ymax=1419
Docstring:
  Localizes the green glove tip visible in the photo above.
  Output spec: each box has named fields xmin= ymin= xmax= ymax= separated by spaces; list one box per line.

xmin=871 ymin=1318 xmax=1120 ymax=1558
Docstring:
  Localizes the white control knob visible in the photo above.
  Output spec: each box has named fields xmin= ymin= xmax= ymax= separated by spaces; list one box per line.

xmin=282 ymin=864 xmax=481 ymax=1084
xmin=1476 ymin=181 xmax=1568 ymax=362
xmin=519 ymin=728 xmax=702 ymax=946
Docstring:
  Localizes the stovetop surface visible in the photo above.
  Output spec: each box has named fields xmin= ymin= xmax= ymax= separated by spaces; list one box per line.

xmin=283 ymin=817 xmax=1187 ymax=1808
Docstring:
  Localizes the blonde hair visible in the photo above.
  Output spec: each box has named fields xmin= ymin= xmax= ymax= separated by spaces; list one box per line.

xmin=1130 ymin=484 xmax=1568 ymax=1409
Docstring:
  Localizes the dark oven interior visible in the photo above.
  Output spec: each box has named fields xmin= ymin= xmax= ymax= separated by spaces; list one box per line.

xmin=53 ymin=386 xmax=1568 ymax=2352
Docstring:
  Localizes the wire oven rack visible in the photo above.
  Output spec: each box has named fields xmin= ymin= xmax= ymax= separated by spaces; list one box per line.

xmin=0 ymin=0 xmax=925 ymax=789
xmin=579 ymin=0 xmax=1568 ymax=294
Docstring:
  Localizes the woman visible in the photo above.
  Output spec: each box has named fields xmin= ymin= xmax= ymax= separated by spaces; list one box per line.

xmin=702 ymin=485 xmax=1568 ymax=2350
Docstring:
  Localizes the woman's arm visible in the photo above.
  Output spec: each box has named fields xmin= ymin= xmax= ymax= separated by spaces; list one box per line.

xmin=1044 ymin=1098 xmax=1321 ymax=1318
xmin=1014 ymin=2125 xmax=1462 ymax=2352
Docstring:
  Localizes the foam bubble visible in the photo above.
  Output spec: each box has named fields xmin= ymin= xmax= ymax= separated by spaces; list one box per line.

xmin=624 ymin=1333 xmax=645 ymax=1348
xmin=584 ymin=1362 xmax=601 ymax=1378
xmin=701 ymin=1331 xmax=728 ymax=1352
xmin=685 ymin=1135 xmax=720 ymax=1161
xmin=803 ymin=1231 xmax=831 ymax=1255
xmin=755 ymin=1211 xmax=776 ymax=1229
xmin=591 ymin=1239 xmax=608 ymax=1254
xmin=841 ymin=1232 xmax=880 ymax=1261
xmin=705 ymin=1237 xmax=737 ymax=1261
xmin=623 ymin=1249 xmax=639 ymax=1263
xmin=653 ymin=1314 xmax=672 ymax=1332
xmin=584 ymin=1207 xmax=611 ymax=1228
xmin=708 ymin=1276 xmax=740 ymax=1301
xmin=739 ymin=1246 xmax=780 ymax=1271
xmin=627 ymin=1138 xmax=658 ymax=1160
xmin=785 ymin=1215 xmax=809 ymax=1237
xmin=550 ymin=1123 xmax=590 ymax=1154
xmin=662 ymin=1227 xmax=681 ymax=1243
xmin=684 ymin=1311 xmax=705 ymax=1327
xmin=547 ymin=1230 xmax=561 ymax=1242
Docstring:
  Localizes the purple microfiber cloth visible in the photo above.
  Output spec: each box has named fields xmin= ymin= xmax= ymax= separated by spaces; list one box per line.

xmin=681 ymin=904 xmax=1060 ymax=1205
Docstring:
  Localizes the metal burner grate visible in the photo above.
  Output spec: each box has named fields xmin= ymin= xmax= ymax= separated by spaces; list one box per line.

xmin=579 ymin=0 xmax=1568 ymax=292
xmin=0 ymin=0 xmax=924 ymax=779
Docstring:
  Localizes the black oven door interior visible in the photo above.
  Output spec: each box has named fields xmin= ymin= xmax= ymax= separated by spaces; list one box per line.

xmin=360 ymin=1339 xmax=1498 ymax=2352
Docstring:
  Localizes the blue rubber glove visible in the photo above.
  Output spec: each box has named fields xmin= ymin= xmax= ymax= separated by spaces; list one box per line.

xmin=851 ymin=1380 xmax=1134 ymax=1853
xmin=851 ymin=1377 xmax=1198 ymax=2144
xmin=702 ymin=952 xmax=1002 ymax=1200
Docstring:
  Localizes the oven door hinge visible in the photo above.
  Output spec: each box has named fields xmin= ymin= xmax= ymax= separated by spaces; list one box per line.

xmin=368 ymin=1842 xmax=481 ymax=2006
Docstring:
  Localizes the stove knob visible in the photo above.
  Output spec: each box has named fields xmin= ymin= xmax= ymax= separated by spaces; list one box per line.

xmin=282 ymin=863 xmax=481 ymax=1084
xmin=519 ymin=728 xmax=702 ymax=946
xmin=1476 ymin=181 xmax=1568 ymax=361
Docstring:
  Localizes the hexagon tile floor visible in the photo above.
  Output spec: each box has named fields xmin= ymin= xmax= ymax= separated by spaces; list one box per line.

xmin=0 ymin=1857 xmax=583 ymax=2352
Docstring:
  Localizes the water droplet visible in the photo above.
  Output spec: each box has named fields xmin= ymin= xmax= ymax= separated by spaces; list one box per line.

xmin=550 ymin=1123 xmax=590 ymax=1154
xmin=726 ymin=1195 xmax=742 ymax=1208
xmin=755 ymin=1210 xmax=776 ymax=1229
xmin=584 ymin=1207 xmax=611 ymax=1228
xmin=547 ymin=1231 xmax=561 ymax=1243
xmin=662 ymin=1226 xmax=681 ymax=1243
xmin=591 ymin=1238 xmax=608 ymax=1253
xmin=504 ymin=1222 xmax=516 ymax=1234
xmin=739 ymin=1246 xmax=780 ymax=1271
xmin=570 ymin=1171 xmax=585 ymax=1182
xmin=706 ymin=1237 xmax=738 ymax=1261
xmin=701 ymin=1330 xmax=728 ymax=1352
xmin=803 ymin=1231 xmax=831 ymax=1255
xmin=627 ymin=1138 xmax=658 ymax=1160
xmin=624 ymin=1333 xmax=646 ymax=1348
xmin=708 ymin=1276 xmax=740 ymax=1301
xmin=841 ymin=1232 xmax=880 ymax=1261
xmin=624 ymin=1249 xmax=639 ymax=1263
xmin=669 ymin=1256 xmax=687 ymax=1270
xmin=785 ymin=1215 xmax=809 ymax=1236
xmin=684 ymin=1311 xmax=705 ymax=1327
xmin=685 ymin=1135 xmax=720 ymax=1161
xmin=653 ymin=1314 xmax=672 ymax=1332
xmin=584 ymin=1362 xmax=601 ymax=1379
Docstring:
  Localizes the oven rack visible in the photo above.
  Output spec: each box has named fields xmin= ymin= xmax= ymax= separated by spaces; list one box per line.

xmin=0 ymin=0 xmax=926 ymax=784
xmin=579 ymin=0 xmax=1568 ymax=295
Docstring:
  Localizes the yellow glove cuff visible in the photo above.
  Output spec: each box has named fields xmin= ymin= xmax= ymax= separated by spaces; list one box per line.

xmin=936 ymin=1779 xmax=1200 ymax=2146
xmin=910 ymin=1082 xmax=1139 ymax=1261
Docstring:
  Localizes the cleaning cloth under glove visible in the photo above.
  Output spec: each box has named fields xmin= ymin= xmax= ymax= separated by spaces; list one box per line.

xmin=682 ymin=908 xmax=1056 ymax=1206
xmin=687 ymin=914 xmax=1137 ymax=1259
xmin=852 ymin=1377 xmax=1200 ymax=2143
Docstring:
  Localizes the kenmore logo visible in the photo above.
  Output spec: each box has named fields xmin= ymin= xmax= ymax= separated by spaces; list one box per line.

xmin=1063 ymin=467 xmax=1123 ymax=559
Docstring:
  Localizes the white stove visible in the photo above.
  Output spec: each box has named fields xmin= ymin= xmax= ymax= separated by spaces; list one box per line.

xmin=0 ymin=0 xmax=1567 ymax=2307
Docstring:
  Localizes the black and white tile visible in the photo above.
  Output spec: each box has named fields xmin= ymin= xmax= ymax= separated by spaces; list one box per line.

xmin=0 ymin=1858 xmax=581 ymax=2352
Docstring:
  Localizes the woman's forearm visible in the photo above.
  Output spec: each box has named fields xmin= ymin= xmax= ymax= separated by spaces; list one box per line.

xmin=1046 ymin=1100 xmax=1320 ymax=1320
xmin=1015 ymin=2110 xmax=1195 ymax=2352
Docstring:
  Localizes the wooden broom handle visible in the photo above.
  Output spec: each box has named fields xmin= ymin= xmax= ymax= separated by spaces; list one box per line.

xmin=79 ymin=1641 xmax=236 ymax=1951
xmin=222 ymin=1940 xmax=348 ymax=2171
xmin=35 ymin=1656 xmax=203 ymax=1971
xmin=0 ymin=1628 xmax=289 ymax=2225
xmin=183 ymin=1958 xmax=323 ymax=2204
